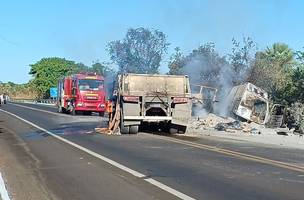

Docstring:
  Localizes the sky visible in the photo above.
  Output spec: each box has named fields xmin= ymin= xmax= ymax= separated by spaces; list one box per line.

xmin=0 ymin=0 xmax=304 ymax=83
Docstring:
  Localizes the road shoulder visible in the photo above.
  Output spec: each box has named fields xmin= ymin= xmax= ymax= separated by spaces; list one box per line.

xmin=0 ymin=121 xmax=57 ymax=200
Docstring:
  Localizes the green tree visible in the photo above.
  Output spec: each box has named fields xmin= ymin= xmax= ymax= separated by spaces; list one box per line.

xmin=107 ymin=27 xmax=169 ymax=74
xmin=168 ymin=47 xmax=185 ymax=75
xmin=262 ymin=43 xmax=294 ymax=65
xmin=229 ymin=37 xmax=256 ymax=84
xmin=29 ymin=57 xmax=76 ymax=98
xmin=291 ymin=52 xmax=304 ymax=103
xmin=73 ymin=62 xmax=90 ymax=73
xmin=91 ymin=61 xmax=107 ymax=75
xmin=296 ymin=47 xmax=304 ymax=64
xmin=0 ymin=81 xmax=38 ymax=99
xmin=248 ymin=43 xmax=295 ymax=104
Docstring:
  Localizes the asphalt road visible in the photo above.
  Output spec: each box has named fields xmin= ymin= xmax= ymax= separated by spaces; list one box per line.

xmin=0 ymin=102 xmax=304 ymax=200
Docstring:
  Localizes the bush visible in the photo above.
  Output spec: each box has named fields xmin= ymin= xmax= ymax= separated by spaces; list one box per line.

xmin=288 ymin=102 xmax=304 ymax=134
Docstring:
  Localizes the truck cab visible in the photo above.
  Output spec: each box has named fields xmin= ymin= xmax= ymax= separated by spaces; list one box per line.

xmin=57 ymin=73 xmax=106 ymax=116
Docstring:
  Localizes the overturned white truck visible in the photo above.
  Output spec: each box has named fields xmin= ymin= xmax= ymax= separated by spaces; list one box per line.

xmin=112 ymin=73 xmax=192 ymax=134
xmin=227 ymin=83 xmax=269 ymax=124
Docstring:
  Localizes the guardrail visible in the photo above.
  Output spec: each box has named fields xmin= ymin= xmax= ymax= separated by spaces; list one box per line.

xmin=11 ymin=99 xmax=57 ymax=105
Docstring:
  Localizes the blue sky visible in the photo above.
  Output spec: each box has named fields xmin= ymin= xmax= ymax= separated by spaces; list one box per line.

xmin=0 ymin=0 xmax=304 ymax=83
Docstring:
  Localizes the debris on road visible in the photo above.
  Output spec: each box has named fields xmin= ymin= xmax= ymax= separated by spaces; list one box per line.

xmin=214 ymin=121 xmax=242 ymax=131
xmin=95 ymin=127 xmax=120 ymax=135
xmin=187 ymin=82 xmax=301 ymax=139
xmin=250 ymin=128 xmax=261 ymax=134
xmin=188 ymin=113 xmax=258 ymax=133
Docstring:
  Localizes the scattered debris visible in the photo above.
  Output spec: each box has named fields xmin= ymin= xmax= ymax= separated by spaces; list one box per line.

xmin=95 ymin=127 xmax=121 ymax=135
xmin=277 ymin=131 xmax=288 ymax=136
xmin=215 ymin=121 xmax=242 ymax=131
xmin=269 ymin=104 xmax=286 ymax=128
xmin=250 ymin=128 xmax=261 ymax=134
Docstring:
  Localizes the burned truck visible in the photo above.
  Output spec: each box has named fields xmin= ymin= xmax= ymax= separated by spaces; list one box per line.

xmin=191 ymin=84 xmax=218 ymax=115
xmin=111 ymin=73 xmax=192 ymax=134
xmin=227 ymin=83 xmax=269 ymax=124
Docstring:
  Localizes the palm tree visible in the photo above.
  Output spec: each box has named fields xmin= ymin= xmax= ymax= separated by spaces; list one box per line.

xmin=262 ymin=43 xmax=294 ymax=66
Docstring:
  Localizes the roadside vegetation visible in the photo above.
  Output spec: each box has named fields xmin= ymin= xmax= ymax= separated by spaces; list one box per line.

xmin=1 ymin=27 xmax=303 ymax=129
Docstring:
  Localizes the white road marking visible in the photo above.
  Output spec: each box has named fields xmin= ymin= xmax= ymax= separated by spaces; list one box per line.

xmin=10 ymin=103 xmax=103 ymax=122
xmin=10 ymin=103 xmax=62 ymax=116
xmin=0 ymin=172 xmax=11 ymax=200
xmin=0 ymin=109 xmax=196 ymax=200
xmin=145 ymin=178 xmax=195 ymax=200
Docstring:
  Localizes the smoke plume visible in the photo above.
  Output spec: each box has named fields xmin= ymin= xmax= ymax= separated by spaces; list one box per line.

xmin=183 ymin=52 xmax=242 ymax=117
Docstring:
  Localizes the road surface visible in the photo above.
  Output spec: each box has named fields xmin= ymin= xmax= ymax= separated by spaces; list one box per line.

xmin=0 ymin=102 xmax=303 ymax=200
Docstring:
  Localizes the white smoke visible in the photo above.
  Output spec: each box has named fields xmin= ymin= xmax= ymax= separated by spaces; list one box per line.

xmin=104 ymin=70 xmax=116 ymax=100
xmin=183 ymin=53 xmax=237 ymax=117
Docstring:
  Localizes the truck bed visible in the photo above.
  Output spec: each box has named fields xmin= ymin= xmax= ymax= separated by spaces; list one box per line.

xmin=121 ymin=74 xmax=191 ymax=97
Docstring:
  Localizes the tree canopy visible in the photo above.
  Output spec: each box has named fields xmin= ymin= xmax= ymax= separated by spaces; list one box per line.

xmin=28 ymin=58 xmax=114 ymax=98
xmin=29 ymin=57 xmax=77 ymax=98
xmin=168 ymin=47 xmax=185 ymax=75
xmin=248 ymin=43 xmax=295 ymax=104
xmin=107 ymin=27 xmax=169 ymax=74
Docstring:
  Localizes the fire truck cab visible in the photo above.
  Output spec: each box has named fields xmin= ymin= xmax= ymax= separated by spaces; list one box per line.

xmin=57 ymin=73 xmax=106 ymax=116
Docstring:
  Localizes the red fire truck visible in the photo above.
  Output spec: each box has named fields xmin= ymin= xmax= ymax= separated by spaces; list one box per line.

xmin=57 ymin=73 xmax=106 ymax=116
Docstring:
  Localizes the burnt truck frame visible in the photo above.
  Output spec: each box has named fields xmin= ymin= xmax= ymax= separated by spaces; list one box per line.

xmin=112 ymin=73 xmax=192 ymax=134
xmin=228 ymin=82 xmax=269 ymax=124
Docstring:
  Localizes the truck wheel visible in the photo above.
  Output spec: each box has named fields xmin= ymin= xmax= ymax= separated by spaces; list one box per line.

xmin=169 ymin=127 xmax=178 ymax=134
xmin=99 ymin=112 xmax=105 ymax=117
xmin=178 ymin=126 xmax=187 ymax=134
xmin=62 ymin=107 xmax=67 ymax=114
xmin=120 ymin=121 xmax=130 ymax=134
xmin=129 ymin=125 xmax=139 ymax=134
xmin=120 ymin=109 xmax=129 ymax=134
xmin=169 ymin=124 xmax=187 ymax=134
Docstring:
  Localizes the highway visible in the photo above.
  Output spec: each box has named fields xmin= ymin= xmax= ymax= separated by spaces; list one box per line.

xmin=0 ymin=102 xmax=304 ymax=200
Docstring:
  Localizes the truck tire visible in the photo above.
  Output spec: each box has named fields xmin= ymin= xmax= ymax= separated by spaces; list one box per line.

xmin=99 ymin=112 xmax=105 ymax=117
xmin=62 ymin=107 xmax=67 ymax=114
xmin=129 ymin=125 xmax=139 ymax=134
xmin=120 ymin=109 xmax=129 ymax=134
xmin=178 ymin=125 xmax=187 ymax=134
xmin=120 ymin=121 xmax=130 ymax=134
xmin=169 ymin=127 xmax=178 ymax=134
xmin=169 ymin=125 xmax=187 ymax=134
xmin=58 ymin=106 xmax=67 ymax=113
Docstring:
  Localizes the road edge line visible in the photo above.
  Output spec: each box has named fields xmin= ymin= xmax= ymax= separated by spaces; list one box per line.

xmin=0 ymin=109 xmax=196 ymax=200
xmin=9 ymin=103 xmax=61 ymax=116
xmin=0 ymin=172 xmax=11 ymax=200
